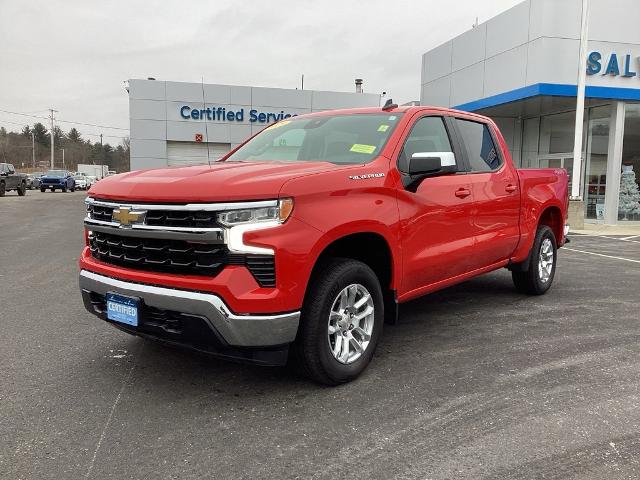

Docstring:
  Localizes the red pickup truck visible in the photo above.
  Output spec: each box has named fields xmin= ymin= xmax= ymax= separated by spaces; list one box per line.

xmin=79 ymin=105 xmax=569 ymax=384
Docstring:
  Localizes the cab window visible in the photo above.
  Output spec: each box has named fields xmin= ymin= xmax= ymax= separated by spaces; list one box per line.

xmin=455 ymin=119 xmax=502 ymax=172
xmin=398 ymin=116 xmax=453 ymax=173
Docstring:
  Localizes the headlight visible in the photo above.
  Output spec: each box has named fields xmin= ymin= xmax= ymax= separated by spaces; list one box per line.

xmin=217 ymin=198 xmax=294 ymax=227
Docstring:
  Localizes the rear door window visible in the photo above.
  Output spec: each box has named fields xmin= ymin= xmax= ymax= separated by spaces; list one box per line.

xmin=455 ymin=119 xmax=501 ymax=172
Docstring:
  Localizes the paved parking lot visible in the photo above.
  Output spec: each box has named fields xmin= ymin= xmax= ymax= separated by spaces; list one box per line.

xmin=2 ymin=191 xmax=640 ymax=479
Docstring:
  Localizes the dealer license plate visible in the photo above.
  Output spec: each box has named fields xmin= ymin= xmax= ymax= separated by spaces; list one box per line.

xmin=106 ymin=293 xmax=139 ymax=327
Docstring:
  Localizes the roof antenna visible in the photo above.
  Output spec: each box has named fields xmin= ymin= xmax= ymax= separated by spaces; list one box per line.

xmin=382 ymin=98 xmax=397 ymax=111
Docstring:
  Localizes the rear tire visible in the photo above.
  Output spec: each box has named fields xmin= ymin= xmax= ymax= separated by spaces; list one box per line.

xmin=17 ymin=182 xmax=26 ymax=196
xmin=291 ymin=258 xmax=384 ymax=385
xmin=40 ymin=187 xmax=46 ymax=193
xmin=512 ymin=225 xmax=557 ymax=295
xmin=50 ymin=187 xmax=54 ymax=192
xmin=62 ymin=186 xmax=67 ymax=193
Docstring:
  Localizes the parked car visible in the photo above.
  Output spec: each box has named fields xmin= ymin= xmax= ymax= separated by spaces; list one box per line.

xmin=0 ymin=163 xmax=27 ymax=196
xmin=26 ymin=173 xmax=42 ymax=189
xmin=85 ymin=175 xmax=97 ymax=187
xmin=74 ymin=175 xmax=88 ymax=190
xmin=79 ymin=105 xmax=569 ymax=385
xmin=40 ymin=170 xmax=75 ymax=192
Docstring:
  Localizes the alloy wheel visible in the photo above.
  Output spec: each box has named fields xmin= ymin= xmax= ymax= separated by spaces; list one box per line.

xmin=327 ymin=283 xmax=375 ymax=364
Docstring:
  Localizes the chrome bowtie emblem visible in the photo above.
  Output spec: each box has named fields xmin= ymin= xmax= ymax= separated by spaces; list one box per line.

xmin=112 ymin=207 xmax=146 ymax=227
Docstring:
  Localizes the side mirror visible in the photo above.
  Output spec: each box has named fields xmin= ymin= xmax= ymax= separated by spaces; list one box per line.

xmin=408 ymin=152 xmax=456 ymax=176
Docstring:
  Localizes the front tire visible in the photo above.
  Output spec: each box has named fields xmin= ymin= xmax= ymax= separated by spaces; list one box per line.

xmin=40 ymin=187 xmax=46 ymax=193
xmin=0 ymin=181 xmax=5 ymax=197
xmin=512 ymin=225 xmax=557 ymax=295
xmin=292 ymin=258 xmax=384 ymax=385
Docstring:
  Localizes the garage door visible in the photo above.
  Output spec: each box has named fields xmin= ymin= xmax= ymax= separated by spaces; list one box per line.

xmin=167 ymin=141 xmax=231 ymax=167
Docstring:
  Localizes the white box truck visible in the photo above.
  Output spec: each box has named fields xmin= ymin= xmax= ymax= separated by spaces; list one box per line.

xmin=77 ymin=164 xmax=109 ymax=180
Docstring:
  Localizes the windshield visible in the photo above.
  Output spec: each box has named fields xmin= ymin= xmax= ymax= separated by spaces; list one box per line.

xmin=226 ymin=113 xmax=403 ymax=164
xmin=46 ymin=170 xmax=66 ymax=177
xmin=74 ymin=175 xmax=85 ymax=180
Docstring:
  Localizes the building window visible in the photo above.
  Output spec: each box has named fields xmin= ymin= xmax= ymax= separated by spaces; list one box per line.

xmin=618 ymin=104 xmax=640 ymax=222
xmin=584 ymin=105 xmax=611 ymax=220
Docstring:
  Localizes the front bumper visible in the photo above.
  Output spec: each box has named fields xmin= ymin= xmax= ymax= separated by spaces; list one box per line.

xmin=79 ymin=270 xmax=300 ymax=361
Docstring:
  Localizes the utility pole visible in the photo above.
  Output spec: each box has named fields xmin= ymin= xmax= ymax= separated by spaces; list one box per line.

xmin=98 ymin=133 xmax=103 ymax=166
xmin=62 ymin=148 xmax=65 ymax=169
xmin=31 ymin=132 xmax=35 ymax=169
xmin=571 ymin=0 xmax=590 ymax=201
xmin=49 ymin=108 xmax=57 ymax=169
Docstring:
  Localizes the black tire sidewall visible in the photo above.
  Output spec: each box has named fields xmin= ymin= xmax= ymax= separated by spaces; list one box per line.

xmin=302 ymin=259 xmax=384 ymax=384
xmin=530 ymin=226 xmax=557 ymax=293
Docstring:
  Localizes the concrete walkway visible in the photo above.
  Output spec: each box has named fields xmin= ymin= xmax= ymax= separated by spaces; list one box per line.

xmin=572 ymin=222 xmax=640 ymax=237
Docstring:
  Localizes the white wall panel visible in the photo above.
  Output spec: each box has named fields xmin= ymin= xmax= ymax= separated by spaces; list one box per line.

xmin=130 ymin=139 xmax=166 ymax=159
xmin=165 ymin=81 xmax=208 ymax=103
xmin=422 ymin=41 xmax=453 ymax=83
xmin=130 ymin=119 xmax=165 ymax=140
xmin=451 ymin=24 xmax=487 ymax=72
xmin=485 ymin=0 xmax=530 ymax=57
xmin=420 ymin=77 xmax=451 ymax=107
xmin=528 ymin=0 xmax=580 ymax=41
xmin=251 ymin=87 xmax=312 ymax=109
xmin=526 ymin=37 xmax=580 ymax=86
xmin=129 ymin=79 xmax=165 ymax=100
xmin=129 ymin=99 xmax=166 ymax=120
xmin=484 ymin=44 xmax=528 ymax=97
xmin=450 ymin=63 xmax=485 ymax=107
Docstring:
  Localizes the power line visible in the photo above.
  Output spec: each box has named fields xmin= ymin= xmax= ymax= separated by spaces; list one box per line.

xmin=0 ymin=109 xmax=48 ymax=120
xmin=56 ymin=118 xmax=128 ymax=131
xmin=0 ymin=108 xmax=129 ymax=131
xmin=0 ymin=119 xmax=31 ymax=127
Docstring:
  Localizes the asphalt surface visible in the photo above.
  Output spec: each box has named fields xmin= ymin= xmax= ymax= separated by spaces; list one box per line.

xmin=2 ymin=190 xmax=640 ymax=480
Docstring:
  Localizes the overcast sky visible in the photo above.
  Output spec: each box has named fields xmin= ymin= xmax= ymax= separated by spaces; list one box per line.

xmin=0 ymin=0 xmax=521 ymax=145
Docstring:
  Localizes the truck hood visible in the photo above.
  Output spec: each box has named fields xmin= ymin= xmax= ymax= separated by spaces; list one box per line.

xmin=88 ymin=161 xmax=343 ymax=202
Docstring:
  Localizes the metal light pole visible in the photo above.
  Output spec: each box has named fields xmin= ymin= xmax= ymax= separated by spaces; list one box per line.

xmin=571 ymin=0 xmax=590 ymax=200
xmin=31 ymin=132 xmax=35 ymax=169
xmin=49 ymin=108 xmax=57 ymax=169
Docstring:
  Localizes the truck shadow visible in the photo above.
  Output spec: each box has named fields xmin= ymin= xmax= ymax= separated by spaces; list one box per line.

xmin=107 ymin=269 xmax=527 ymax=393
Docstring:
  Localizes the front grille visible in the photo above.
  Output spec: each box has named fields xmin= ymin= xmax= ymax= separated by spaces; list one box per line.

xmin=91 ymin=204 xmax=113 ymax=222
xmin=145 ymin=210 xmax=218 ymax=228
xmin=88 ymin=230 xmax=276 ymax=287
xmin=87 ymin=202 xmax=219 ymax=229
xmin=89 ymin=230 xmax=227 ymax=276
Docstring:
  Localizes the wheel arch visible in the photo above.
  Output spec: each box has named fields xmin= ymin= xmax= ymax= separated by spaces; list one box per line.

xmin=538 ymin=204 xmax=563 ymax=244
xmin=307 ymin=230 xmax=399 ymax=324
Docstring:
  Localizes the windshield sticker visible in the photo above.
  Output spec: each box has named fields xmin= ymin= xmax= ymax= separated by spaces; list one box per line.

xmin=388 ymin=116 xmax=397 ymax=121
xmin=350 ymin=144 xmax=376 ymax=154
xmin=377 ymin=124 xmax=389 ymax=132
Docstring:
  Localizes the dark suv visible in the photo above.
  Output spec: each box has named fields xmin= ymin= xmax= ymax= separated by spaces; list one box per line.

xmin=0 ymin=163 xmax=27 ymax=197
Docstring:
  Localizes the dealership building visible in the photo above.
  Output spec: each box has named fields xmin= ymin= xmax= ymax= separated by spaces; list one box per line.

xmin=128 ymin=79 xmax=379 ymax=170
xmin=421 ymin=0 xmax=640 ymax=225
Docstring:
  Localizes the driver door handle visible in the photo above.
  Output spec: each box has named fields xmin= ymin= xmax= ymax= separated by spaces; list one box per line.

xmin=505 ymin=184 xmax=517 ymax=193
xmin=455 ymin=188 xmax=471 ymax=199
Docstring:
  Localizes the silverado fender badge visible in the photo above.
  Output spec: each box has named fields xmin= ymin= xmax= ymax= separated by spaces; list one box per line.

xmin=349 ymin=173 xmax=385 ymax=180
